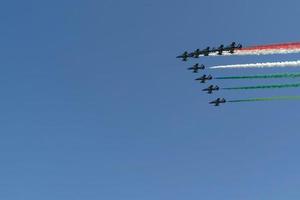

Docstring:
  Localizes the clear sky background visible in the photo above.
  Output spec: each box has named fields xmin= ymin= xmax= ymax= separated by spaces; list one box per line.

xmin=1 ymin=0 xmax=300 ymax=199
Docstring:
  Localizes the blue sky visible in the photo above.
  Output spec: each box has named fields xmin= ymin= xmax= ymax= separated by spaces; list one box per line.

xmin=1 ymin=0 xmax=300 ymax=199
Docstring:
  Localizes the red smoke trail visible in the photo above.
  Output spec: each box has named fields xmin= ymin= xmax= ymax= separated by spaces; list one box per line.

xmin=241 ymin=42 xmax=300 ymax=51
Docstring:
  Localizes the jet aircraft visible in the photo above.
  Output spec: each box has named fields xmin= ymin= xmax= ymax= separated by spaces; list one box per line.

xmin=176 ymin=51 xmax=190 ymax=61
xmin=209 ymin=98 xmax=226 ymax=106
xmin=195 ymin=75 xmax=212 ymax=83
xmin=202 ymin=85 xmax=219 ymax=94
xmin=223 ymin=42 xmax=243 ymax=54
xmin=216 ymin=44 xmax=225 ymax=55
xmin=211 ymin=42 xmax=242 ymax=55
xmin=187 ymin=63 xmax=205 ymax=73
xmin=191 ymin=47 xmax=210 ymax=58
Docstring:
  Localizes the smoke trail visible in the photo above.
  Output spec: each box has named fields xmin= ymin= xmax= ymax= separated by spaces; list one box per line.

xmin=223 ymin=83 xmax=300 ymax=90
xmin=210 ymin=60 xmax=300 ymax=69
xmin=241 ymin=42 xmax=300 ymax=51
xmin=196 ymin=42 xmax=300 ymax=57
xmin=228 ymin=96 xmax=300 ymax=103
xmin=237 ymin=49 xmax=300 ymax=56
xmin=215 ymin=73 xmax=300 ymax=80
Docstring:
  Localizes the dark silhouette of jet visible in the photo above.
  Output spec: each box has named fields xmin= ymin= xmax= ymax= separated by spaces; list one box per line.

xmin=195 ymin=74 xmax=212 ymax=83
xmin=223 ymin=42 xmax=243 ymax=54
xmin=187 ymin=63 xmax=205 ymax=73
xmin=176 ymin=51 xmax=190 ymax=61
xmin=209 ymin=98 xmax=226 ymax=106
xmin=202 ymin=85 xmax=219 ymax=94
xmin=190 ymin=47 xmax=210 ymax=58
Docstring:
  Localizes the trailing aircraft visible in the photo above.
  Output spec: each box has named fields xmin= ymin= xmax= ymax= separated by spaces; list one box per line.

xmin=195 ymin=74 xmax=212 ymax=83
xmin=209 ymin=98 xmax=226 ymax=106
xmin=202 ymin=85 xmax=219 ymax=94
xmin=187 ymin=63 xmax=205 ymax=73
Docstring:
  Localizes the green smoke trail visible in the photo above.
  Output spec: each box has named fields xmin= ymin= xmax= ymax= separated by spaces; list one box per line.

xmin=215 ymin=73 xmax=300 ymax=80
xmin=228 ymin=96 xmax=300 ymax=103
xmin=223 ymin=83 xmax=300 ymax=90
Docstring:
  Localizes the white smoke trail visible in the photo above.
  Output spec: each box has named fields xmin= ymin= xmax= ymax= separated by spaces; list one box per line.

xmin=199 ymin=48 xmax=300 ymax=57
xmin=210 ymin=60 xmax=300 ymax=69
